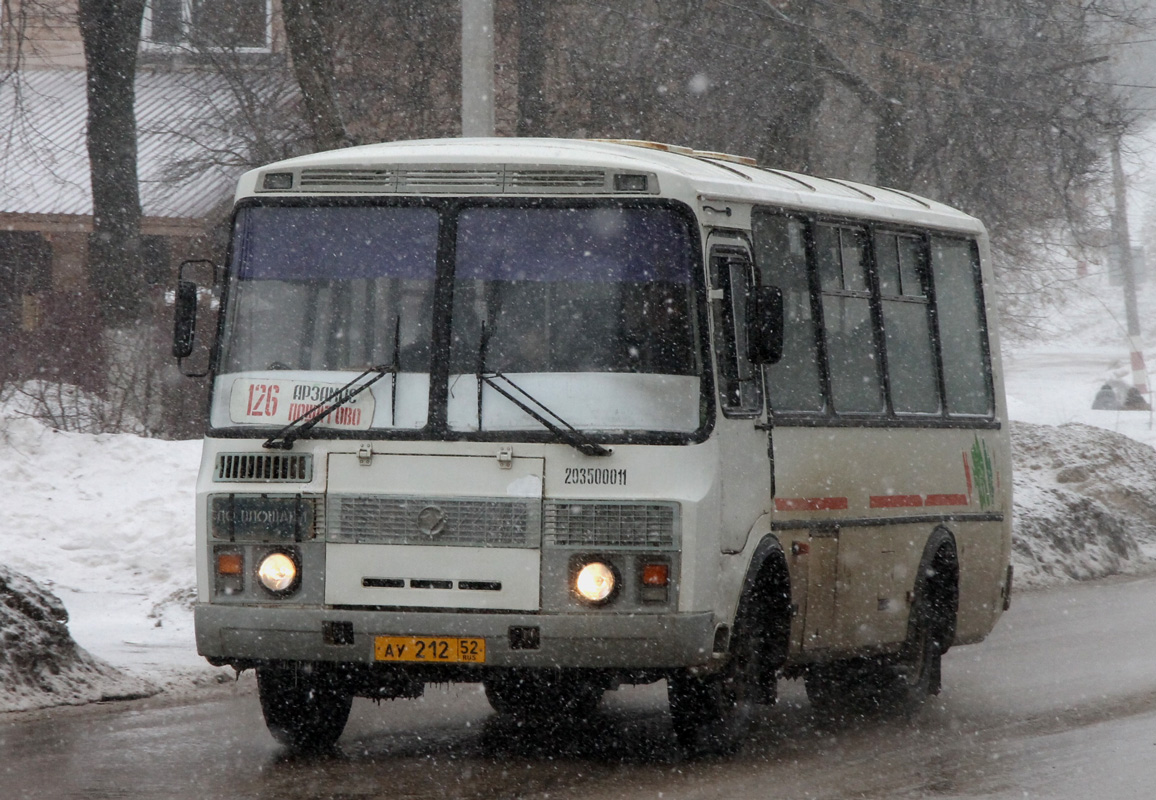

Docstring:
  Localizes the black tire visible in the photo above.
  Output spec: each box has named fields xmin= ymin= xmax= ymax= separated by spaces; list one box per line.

xmin=256 ymin=664 xmax=353 ymax=751
xmin=483 ymin=671 xmax=604 ymax=719
xmin=668 ymin=616 xmax=762 ymax=755
xmin=805 ymin=543 xmax=954 ymax=720
xmin=804 ymin=609 xmax=940 ymax=721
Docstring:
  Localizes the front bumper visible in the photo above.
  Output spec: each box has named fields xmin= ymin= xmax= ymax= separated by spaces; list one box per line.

xmin=195 ymin=603 xmax=716 ymax=670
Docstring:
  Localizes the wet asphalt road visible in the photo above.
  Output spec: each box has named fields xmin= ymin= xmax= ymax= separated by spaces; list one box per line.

xmin=4 ymin=575 xmax=1156 ymax=799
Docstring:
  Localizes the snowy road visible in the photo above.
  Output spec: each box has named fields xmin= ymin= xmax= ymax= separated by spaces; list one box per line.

xmin=3 ymin=575 xmax=1156 ymax=799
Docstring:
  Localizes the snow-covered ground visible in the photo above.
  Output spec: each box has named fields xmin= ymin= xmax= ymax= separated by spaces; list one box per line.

xmin=1002 ymin=274 xmax=1156 ymax=586
xmin=1 ymin=271 xmax=1155 ymax=712
xmin=0 ymin=396 xmax=229 ymax=711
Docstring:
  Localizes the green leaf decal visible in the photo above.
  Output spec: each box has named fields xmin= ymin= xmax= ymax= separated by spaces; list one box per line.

xmin=971 ymin=435 xmax=995 ymax=509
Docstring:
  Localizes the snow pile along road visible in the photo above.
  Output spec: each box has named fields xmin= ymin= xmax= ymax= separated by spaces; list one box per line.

xmin=1011 ymin=421 xmax=1156 ymax=587
xmin=0 ymin=563 xmax=154 ymax=711
xmin=0 ymin=396 xmax=226 ymax=713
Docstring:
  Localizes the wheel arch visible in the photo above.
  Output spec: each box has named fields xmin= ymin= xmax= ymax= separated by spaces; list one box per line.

xmin=912 ymin=526 xmax=961 ymax=654
xmin=733 ymin=534 xmax=792 ymax=671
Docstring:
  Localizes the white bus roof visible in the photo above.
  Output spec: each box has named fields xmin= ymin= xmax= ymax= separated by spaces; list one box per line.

xmin=237 ymin=138 xmax=984 ymax=236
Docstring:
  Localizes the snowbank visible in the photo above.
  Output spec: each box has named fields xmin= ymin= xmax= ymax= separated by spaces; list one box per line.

xmin=1012 ymin=421 xmax=1156 ymax=588
xmin=0 ymin=564 xmax=154 ymax=711
xmin=0 ymin=397 xmax=227 ymax=712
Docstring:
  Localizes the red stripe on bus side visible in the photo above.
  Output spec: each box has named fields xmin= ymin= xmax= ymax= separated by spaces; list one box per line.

xmin=870 ymin=495 xmax=923 ymax=508
xmin=924 ymin=493 xmax=969 ymax=507
xmin=775 ymin=497 xmax=849 ymax=512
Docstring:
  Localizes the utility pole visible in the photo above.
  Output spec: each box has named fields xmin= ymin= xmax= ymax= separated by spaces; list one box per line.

xmin=461 ymin=0 xmax=495 ymax=138
xmin=1111 ymin=133 xmax=1149 ymax=402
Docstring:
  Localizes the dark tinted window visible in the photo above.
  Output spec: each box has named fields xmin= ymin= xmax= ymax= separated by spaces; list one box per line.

xmin=191 ymin=0 xmax=268 ymax=48
xmin=710 ymin=248 xmax=762 ymax=415
xmin=930 ymin=237 xmax=993 ymax=416
xmin=450 ymin=206 xmax=699 ymax=376
xmin=816 ymin=225 xmax=883 ymax=414
xmin=222 ymin=205 xmax=439 ymax=374
xmin=877 ymin=231 xmax=939 ymax=414
xmin=753 ymin=212 xmax=823 ymax=413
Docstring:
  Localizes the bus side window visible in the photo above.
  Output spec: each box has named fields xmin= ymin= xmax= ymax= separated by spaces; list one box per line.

xmin=709 ymin=247 xmax=763 ymax=416
xmin=753 ymin=212 xmax=824 ymax=414
xmin=816 ymin=224 xmax=884 ymax=414
xmin=929 ymin=237 xmax=994 ymax=416
xmin=876 ymin=231 xmax=940 ymax=414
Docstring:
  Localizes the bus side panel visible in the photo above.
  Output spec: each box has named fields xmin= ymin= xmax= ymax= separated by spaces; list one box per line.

xmin=951 ymin=518 xmax=1012 ymax=644
xmin=772 ymin=425 xmax=1010 ymax=657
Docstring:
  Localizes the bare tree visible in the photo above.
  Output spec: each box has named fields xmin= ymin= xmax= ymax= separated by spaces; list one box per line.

xmin=76 ymin=0 xmax=148 ymax=327
xmin=281 ymin=0 xmax=355 ymax=151
xmin=515 ymin=0 xmax=549 ymax=137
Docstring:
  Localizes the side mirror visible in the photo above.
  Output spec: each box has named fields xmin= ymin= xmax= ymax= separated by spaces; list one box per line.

xmin=747 ymin=285 xmax=784 ymax=365
xmin=172 ymin=279 xmax=198 ymax=359
xmin=172 ymin=259 xmax=218 ymax=375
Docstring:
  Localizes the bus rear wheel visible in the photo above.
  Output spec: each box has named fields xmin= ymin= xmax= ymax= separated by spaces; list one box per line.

xmin=805 ymin=594 xmax=944 ymax=719
xmin=805 ymin=633 xmax=939 ymax=720
xmin=256 ymin=663 xmax=353 ymax=751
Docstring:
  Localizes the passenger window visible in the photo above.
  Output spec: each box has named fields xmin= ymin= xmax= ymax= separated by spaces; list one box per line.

xmin=876 ymin=232 xmax=939 ymax=414
xmin=710 ymin=247 xmax=762 ymax=416
xmin=930 ymin=237 xmax=993 ymax=416
xmin=753 ymin=212 xmax=823 ymax=413
xmin=816 ymin=225 xmax=883 ymax=414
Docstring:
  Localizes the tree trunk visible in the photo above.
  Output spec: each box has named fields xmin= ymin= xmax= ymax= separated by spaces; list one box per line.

xmin=873 ymin=0 xmax=913 ymax=189
xmin=282 ymin=0 xmax=354 ymax=152
xmin=757 ymin=1 xmax=824 ymax=173
xmin=516 ymin=0 xmax=549 ymax=137
xmin=77 ymin=0 xmax=147 ymax=328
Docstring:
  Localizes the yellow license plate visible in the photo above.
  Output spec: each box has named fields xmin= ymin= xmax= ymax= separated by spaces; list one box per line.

xmin=374 ymin=636 xmax=486 ymax=664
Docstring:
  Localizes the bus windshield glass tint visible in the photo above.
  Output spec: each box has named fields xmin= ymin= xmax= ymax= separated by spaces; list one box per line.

xmin=220 ymin=206 xmax=439 ymax=375
xmin=448 ymin=205 xmax=704 ymax=434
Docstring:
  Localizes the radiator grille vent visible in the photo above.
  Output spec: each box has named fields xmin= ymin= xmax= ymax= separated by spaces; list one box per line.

xmin=298 ymin=168 xmax=393 ymax=190
xmin=400 ymin=169 xmax=505 ymax=191
xmin=326 ymin=495 xmax=540 ymax=547
xmin=214 ymin=453 xmax=313 ymax=483
xmin=504 ymin=169 xmax=607 ymax=190
xmin=544 ymin=502 xmax=677 ymax=549
xmin=274 ymin=166 xmax=615 ymax=194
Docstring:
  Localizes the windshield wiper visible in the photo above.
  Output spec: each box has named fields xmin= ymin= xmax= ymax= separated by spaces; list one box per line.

xmin=263 ymin=364 xmax=393 ymax=450
xmin=479 ymin=371 xmax=612 ymax=457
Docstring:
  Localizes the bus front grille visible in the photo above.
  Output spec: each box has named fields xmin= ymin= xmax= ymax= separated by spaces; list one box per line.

xmin=214 ymin=453 xmax=313 ymax=483
xmin=325 ymin=496 xmax=540 ymax=547
xmin=544 ymin=502 xmax=678 ymax=549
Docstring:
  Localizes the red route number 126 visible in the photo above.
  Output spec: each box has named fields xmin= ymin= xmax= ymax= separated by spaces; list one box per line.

xmin=246 ymin=383 xmax=280 ymax=417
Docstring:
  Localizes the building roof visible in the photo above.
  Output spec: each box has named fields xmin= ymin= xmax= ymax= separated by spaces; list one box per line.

xmin=0 ymin=68 xmax=271 ymax=224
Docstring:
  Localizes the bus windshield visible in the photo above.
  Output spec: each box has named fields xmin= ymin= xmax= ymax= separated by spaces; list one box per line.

xmin=447 ymin=206 xmax=702 ymax=434
xmin=212 ymin=202 xmax=704 ymax=437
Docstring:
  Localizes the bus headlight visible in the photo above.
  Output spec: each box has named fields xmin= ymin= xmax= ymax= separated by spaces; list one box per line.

xmin=257 ymin=550 xmax=299 ymax=595
xmin=574 ymin=560 xmax=618 ymax=605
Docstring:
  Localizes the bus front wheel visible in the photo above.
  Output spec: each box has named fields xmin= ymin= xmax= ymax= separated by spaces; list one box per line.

xmin=668 ymin=618 xmax=763 ymax=755
xmin=256 ymin=663 xmax=353 ymax=751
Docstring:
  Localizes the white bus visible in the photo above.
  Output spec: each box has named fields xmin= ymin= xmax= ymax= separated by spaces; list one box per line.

xmin=174 ymin=137 xmax=1012 ymax=754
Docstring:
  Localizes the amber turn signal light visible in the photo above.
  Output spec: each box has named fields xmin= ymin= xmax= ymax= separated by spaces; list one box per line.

xmin=217 ymin=552 xmax=244 ymax=575
xmin=641 ymin=563 xmax=669 ymax=587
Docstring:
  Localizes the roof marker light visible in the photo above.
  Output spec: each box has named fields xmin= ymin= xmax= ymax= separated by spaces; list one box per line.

xmin=262 ymin=172 xmax=294 ymax=191
xmin=614 ymin=173 xmax=650 ymax=193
